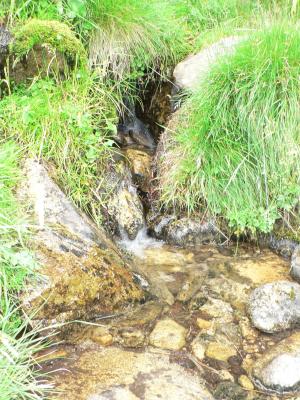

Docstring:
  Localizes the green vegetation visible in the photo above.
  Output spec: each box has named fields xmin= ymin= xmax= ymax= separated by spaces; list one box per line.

xmin=1 ymin=0 xmax=300 ymax=397
xmin=0 ymin=142 xmax=52 ymax=399
xmin=12 ymin=19 xmax=87 ymax=64
xmin=159 ymin=24 xmax=300 ymax=234
xmin=0 ymin=73 xmax=117 ymax=223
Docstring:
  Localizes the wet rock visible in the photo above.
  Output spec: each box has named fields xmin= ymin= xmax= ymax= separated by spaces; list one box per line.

xmin=197 ymin=318 xmax=213 ymax=332
xmin=0 ymin=26 xmax=12 ymax=65
xmin=267 ymin=234 xmax=298 ymax=258
xmin=205 ymin=342 xmax=237 ymax=362
xmin=291 ymin=245 xmax=300 ymax=283
xmin=117 ymin=116 xmax=156 ymax=152
xmin=173 ymin=36 xmax=243 ymax=91
xmin=177 ymin=272 xmax=206 ymax=302
xmin=119 ymin=329 xmax=145 ymax=348
xmin=123 ymin=149 xmax=152 ymax=192
xmin=191 ymin=336 xmax=206 ymax=360
xmin=238 ymin=375 xmax=254 ymax=391
xmin=199 ymin=298 xmax=234 ymax=324
xmin=248 ymin=281 xmax=300 ymax=333
xmin=149 ymin=319 xmax=187 ymax=350
xmin=252 ymin=332 xmax=300 ymax=394
xmin=105 ymin=160 xmax=144 ymax=239
xmin=213 ymin=382 xmax=247 ymax=400
xmin=19 ymin=159 xmax=144 ymax=326
xmin=52 ymin=346 xmax=214 ymax=400
xmin=150 ymin=216 xmax=220 ymax=246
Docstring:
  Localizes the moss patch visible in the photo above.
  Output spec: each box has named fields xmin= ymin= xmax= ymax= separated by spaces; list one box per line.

xmin=12 ymin=19 xmax=87 ymax=65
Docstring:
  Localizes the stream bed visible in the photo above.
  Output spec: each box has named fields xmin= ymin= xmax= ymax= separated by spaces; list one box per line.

xmin=39 ymin=243 xmax=299 ymax=400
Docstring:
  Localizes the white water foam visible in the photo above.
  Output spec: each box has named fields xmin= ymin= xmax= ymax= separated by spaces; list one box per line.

xmin=118 ymin=226 xmax=163 ymax=258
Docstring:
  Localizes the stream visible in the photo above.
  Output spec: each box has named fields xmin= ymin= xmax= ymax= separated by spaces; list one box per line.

xmin=38 ymin=240 xmax=298 ymax=400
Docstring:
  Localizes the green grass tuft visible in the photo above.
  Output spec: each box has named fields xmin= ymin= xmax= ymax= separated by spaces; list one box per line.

xmin=0 ymin=141 xmax=52 ymax=399
xmin=158 ymin=23 xmax=300 ymax=234
xmin=0 ymin=72 xmax=118 ymax=224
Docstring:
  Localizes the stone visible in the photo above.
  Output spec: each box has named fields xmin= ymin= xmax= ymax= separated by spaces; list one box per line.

xmin=149 ymin=319 xmax=187 ymax=350
xmin=197 ymin=318 xmax=213 ymax=331
xmin=102 ymin=160 xmax=144 ymax=240
xmin=200 ymin=298 xmax=234 ymax=323
xmin=152 ymin=217 xmax=220 ymax=246
xmin=205 ymin=342 xmax=237 ymax=362
xmin=219 ymin=370 xmax=234 ymax=383
xmin=252 ymin=332 xmax=300 ymax=394
xmin=291 ymin=245 xmax=300 ymax=283
xmin=123 ymin=149 xmax=152 ymax=192
xmin=19 ymin=159 xmax=144 ymax=327
xmin=173 ymin=36 xmax=244 ymax=91
xmin=119 ymin=329 xmax=145 ymax=348
xmin=213 ymin=382 xmax=247 ymax=400
xmin=52 ymin=346 xmax=214 ymax=400
xmin=93 ymin=334 xmax=113 ymax=347
xmin=238 ymin=375 xmax=254 ymax=391
xmin=248 ymin=281 xmax=300 ymax=333
xmin=0 ymin=26 xmax=12 ymax=65
xmin=191 ymin=337 xmax=206 ymax=360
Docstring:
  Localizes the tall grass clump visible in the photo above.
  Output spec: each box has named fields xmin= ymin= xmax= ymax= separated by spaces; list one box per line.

xmin=86 ymin=0 xmax=188 ymax=82
xmin=158 ymin=24 xmax=300 ymax=234
xmin=0 ymin=72 xmax=118 ymax=224
xmin=0 ymin=141 xmax=52 ymax=399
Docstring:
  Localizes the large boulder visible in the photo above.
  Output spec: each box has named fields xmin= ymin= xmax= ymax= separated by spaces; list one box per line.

xmin=52 ymin=346 xmax=214 ymax=400
xmin=248 ymin=281 xmax=300 ymax=333
xmin=173 ymin=36 xmax=243 ymax=92
xmin=252 ymin=332 xmax=300 ymax=394
xmin=19 ymin=159 xmax=144 ymax=326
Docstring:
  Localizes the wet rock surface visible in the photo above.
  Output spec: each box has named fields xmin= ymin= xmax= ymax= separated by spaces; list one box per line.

xmin=19 ymin=159 xmax=144 ymax=326
xmin=148 ymin=214 xmax=221 ymax=246
xmin=103 ymin=160 xmax=145 ymax=240
xmin=291 ymin=245 xmax=300 ymax=282
xmin=48 ymin=346 xmax=214 ymax=400
xmin=149 ymin=318 xmax=187 ymax=350
xmin=173 ymin=36 xmax=244 ymax=91
xmin=252 ymin=332 xmax=300 ymax=394
xmin=248 ymin=281 xmax=300 ymax=333
xmin=123 ymin=149 xmax=152 ymax=193
xmin=40 ymin=243 xmax=300 ymax=399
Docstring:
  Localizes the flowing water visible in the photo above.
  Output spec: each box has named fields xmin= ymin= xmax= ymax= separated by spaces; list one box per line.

xmin=38 ymin=240 xmax=300 ymax=400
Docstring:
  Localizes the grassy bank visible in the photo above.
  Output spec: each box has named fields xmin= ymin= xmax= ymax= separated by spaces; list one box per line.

xmin=158 ymin=23 xmax=300 ymax=234
xmin=0 ymin=142 xmax=52 ymax=399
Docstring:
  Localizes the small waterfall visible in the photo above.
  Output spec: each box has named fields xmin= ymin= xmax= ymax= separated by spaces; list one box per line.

xmin=118 ymin=225 xmax=163 ymax=258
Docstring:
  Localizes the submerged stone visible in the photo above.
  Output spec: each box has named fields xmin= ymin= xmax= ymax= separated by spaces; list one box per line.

xmin=248 ymin=281 xmax=300 ymax=333
xmin=252 ymin=332 xmax=300 ymax=394
xmin=51 ymin=346 xmax=214 ymax=400
xmin=19 ymin=159 xmax=144 ymax=327
xmin=149 ymin=318 xmax=187 ymax=350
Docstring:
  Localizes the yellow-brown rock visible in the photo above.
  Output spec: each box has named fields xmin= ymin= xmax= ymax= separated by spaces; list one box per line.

xmin=205 ymin=342 xmax=237 ymax=362
xmin=123 ymin=149 xmax=152 ymax=192
xmin=20 ymin=160 xmax=144 ymax=327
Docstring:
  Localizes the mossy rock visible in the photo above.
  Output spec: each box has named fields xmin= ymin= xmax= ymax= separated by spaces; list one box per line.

xmin=12 ymin=19 xmax=87 ymax=65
